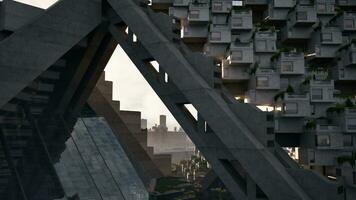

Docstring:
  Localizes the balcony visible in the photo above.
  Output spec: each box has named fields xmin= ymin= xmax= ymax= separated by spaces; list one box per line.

xmin=254 ymin=68 xmax=280 ymax=90
xmin=211 ymin=0 xmax=231 ymax=13
xmin=301 ymin=125 xmax=344 ymax=150
xmin=337 ymin=0 xmax=356 ymax=7
xmin=330 ymin=108 xmax=356 ymax=133
xmin=230 ymin=9 xmax=253 ymax=30
xmin=226 ymin=42 xmax=253 ymax=65
xmin=288 ymin=4 xmax=317 ymax=27
xmin=345 ymin=108 xmax=356 ymax=132
xmin=181 ymin=20 xmax=208 ymax=41
xmin=308 ymin=26 xmax=342 ymax=58
xmin=276 ymin=52 xmax=305 ymax=75
xmin=316 ymin=0 xmax=336 ymax=15
xmin=299 ymin=148 xmax=352 ymax=166
xmin=208 ymin=25 xmax=231 ymax=44
xmin=152 ymin=0 xmax=174 ymax=5
xmin=244 ymin=0 xmax=268 ymax=5
xmin=332 ymin=60 xmax=356 ymax=80
xmin=169 ymin=6 xmax=188 ymax=19
xmin=222 ymin=61 xmax=250 ymax=81
xmin=187 ymin=2 xmax=209 ymax=24
xmin=254 ymin=29 xmax=277 ymax=53
xmin=337 ymin=43 xmax=356 ymax=67
xmin=173 ymin=0 xmax=190 ymax=6
xmin=309 ymin=80 xmax=335 ymax=103
xmin=330 ymin=12 xmax=356 ymax=32
xmin=245 ymin=89 xmax=278 ymax=105
xmin=273 ymin=0 xmax=295 ymax=8
xmin=279 ymin=94 xmax=311 ymax=117
xmin=264 ymin=0 xmax=295 ymax=21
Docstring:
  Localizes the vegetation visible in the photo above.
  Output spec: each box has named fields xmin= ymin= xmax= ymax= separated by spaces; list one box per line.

xmin=249 ymin=63 xmax=259 ymax=75
xmin=305 ymin=120 xmax=317 ymax=130
xmin=286 ymin=84 xmax=295 ymax=94
xmin=327 ymin=98 xmax=356 ymax=114
xmin=155 ymin=176 xmax=187 ymax=193
xmin=273 ymin=85 xmax=294 ymax=102
xmin=337 ymin=153 xmax=356 ymax=168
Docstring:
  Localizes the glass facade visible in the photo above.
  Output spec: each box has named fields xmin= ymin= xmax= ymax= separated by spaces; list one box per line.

xmin=54 ymin=117 xmax=148 ymax=200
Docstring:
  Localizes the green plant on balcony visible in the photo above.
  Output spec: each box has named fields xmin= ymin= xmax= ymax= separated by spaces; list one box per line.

xmin=274 ymin=91 xmax=285 ymax=102
xmin=273 ymin=85 xmax=294 ymax=102
xmin=327 ymin=103 xmax=346 ymax=114
xmin=337 ymin=153 xmax=356 ymax=168
xmin=249 ymin=62 xmax=259 ymax=75
xmin=286 ymin=84 xmax=295 ymax=94
xmin=305 ymin=120 xmax=317 ymax=130
xmin=302 ymin=76 xmax=311 ymax=85
xmin=345 ymin=98 xmax=354 ymax=108
xmin=327 ymin=99 xmax=356 ymax=114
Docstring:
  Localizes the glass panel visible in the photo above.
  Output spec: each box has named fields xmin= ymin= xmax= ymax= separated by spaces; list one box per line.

xmin=54 ymin=118 xmax=149 ymax=200
xmin=311 ymin=88 xmax=323 ymax=100
xmin=297 ymin=11 xmax=308 ymax=20
xmin=317 ymin=3 xmax=326 ymax=12
xmin=213 ymin=2 xmax=223 ymax=10
xmin=322 ymin=33 xmax=333 ymax=42
xmin=189 ymin=10 xmax=200 ymax=19
xmin=211 ymin=31 xmax=221 ymax=40
xmin=281 ymin=61 xmax=294 ymax=72
xmin=344 ymin=19 xmax=355 ymax=29
xmin=232 ymin=17 xmax=243 ymax=27
xmin=284 ymin=103 xmax=298 ymax=114
xmin=257 ymin=76 xmax=269 ymax=87
xmin=343 ymin=135 xmax=353 ymax=147
xmin=316 ymin=135 xmax=330 ymax=146
xmin=348 ymin=117 xmax=356 ymax=130
xmin=232 ymin=50 xmax=243 ymax=60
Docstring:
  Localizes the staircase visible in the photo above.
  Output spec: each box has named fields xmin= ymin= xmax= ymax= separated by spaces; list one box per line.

xmin=88 ymin=75 xmax=165 ymax=190
xmin=0 ymin=0 xmax=112 ymax=199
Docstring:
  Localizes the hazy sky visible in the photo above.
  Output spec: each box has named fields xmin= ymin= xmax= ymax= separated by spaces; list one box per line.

xmin=13 ymin=0 xmax=179 ymax=129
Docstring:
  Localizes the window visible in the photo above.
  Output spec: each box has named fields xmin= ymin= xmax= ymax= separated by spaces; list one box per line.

xmin=232 ymin=0 xmax=243 ymax=6
xmin=316 ymin=135 xmax=330 ymax=147
xmin=347 ymin=117 xmax=356 ymax=130
xmin=343 ymin=135 xmax=353 ymax=147
xmin=175 ymin=0 xmax=183 ymax=4
xmin=210 ymin=31 xmax=221 ymax=41
xmin=344 ymin=19 xmax=355 ymax=29
xmin=340 ymin=68 xmax=345 ymax=78
xmin=257 ymin=76 xmax=269 ymax=87
xmin=322 ymin=33 xmax=333 ymax=42
xmin=297 ymin=11 xmax=308 ymax=21
xmin=317 ymin=3 xmax=326 ymax=12
xmin=353 ymin=52 xmax=356 ymax=63
xmin=213 ymin=2 xmax=223 ymax=11
xmin=232 ymin=50 xmax=243 ymax=61
xmin=189 ymin=10 xmax=200 ymax=19
xmin=328 ymin=88 xmax=334 ymax=100
xmin=256 ymin=40 xmax=267 ymax=51
xmin=309 ymin=150 xmax=315 ymax=163
xmin=311 ymin=88 xmax=323 ymax=100
xmin=281 ymin=61 xmax=294 ymax=72
xmin=327 ymin=4 xmax=334 ymax=13
xmin=284 ymin=103 xmax=298 ymax=114
xmin=232 ymin=17 xmax=243 ymax=27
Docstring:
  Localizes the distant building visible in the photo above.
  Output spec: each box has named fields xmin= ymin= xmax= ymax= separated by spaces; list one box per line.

xmin=147 ymin=115 xmax=195 ymax=164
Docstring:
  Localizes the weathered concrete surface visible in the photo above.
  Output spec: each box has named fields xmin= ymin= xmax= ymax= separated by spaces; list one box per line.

xmin=0 ymin=0 xmax=102 ymax=109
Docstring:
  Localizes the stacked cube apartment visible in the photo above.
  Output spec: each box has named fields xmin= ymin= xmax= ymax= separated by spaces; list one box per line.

xmin=151 ymin=0 xmax=356 ymax=188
